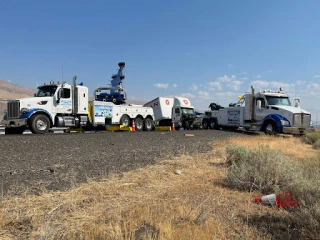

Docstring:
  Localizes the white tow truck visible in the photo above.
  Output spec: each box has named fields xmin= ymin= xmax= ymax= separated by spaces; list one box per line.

xmin=202 ymin=85 xmax=312 ymax=135
xmin=143 ymin=97 xmax=202 ymax=130
xmin=1 ymin=76 xmax=154 ymax=134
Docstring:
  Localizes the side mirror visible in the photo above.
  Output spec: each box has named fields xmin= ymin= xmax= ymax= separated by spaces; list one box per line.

xmin=293 ymin=98 xmax=300 ymax=108
xmin=257 ymin=100 xmax=261 ymax=109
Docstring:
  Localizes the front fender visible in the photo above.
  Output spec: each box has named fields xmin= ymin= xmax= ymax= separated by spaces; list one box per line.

xmin=261 ymin=114 xmax=290 ymax=133
xmin=20 ymin=108 xmax=53 ymax=125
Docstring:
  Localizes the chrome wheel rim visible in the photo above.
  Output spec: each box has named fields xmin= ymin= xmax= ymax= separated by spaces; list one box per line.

xmin=266 ymin=124 xmax=273 ymax=134
xmin=36 ymin=119 xmax=47 ymax=131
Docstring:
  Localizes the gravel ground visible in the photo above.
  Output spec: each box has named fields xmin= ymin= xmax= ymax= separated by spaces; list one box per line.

xmin=0 ymin=130 xmax=255 ymax=198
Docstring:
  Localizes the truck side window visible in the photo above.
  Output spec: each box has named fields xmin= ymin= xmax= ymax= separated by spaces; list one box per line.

xmin=61 ymin=88 xmax=71 ymax=98
xmin=175 ymin=108 xmax=180 ymax=113
xmin=256 ymin=98 xmax=266 ymax=108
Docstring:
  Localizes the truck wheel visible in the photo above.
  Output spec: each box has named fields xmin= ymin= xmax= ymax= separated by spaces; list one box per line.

xmin=5 ymin=127 xmax=26 ymax=135
xmin=265 ymin=122 xmax=277 ymax=135
xmin=30 ymin=114 xmax=50 ymax=134
xmin=209 ymin=118 xmax=217 ymax=129
xmin=143 ymin=118 xmax=153 ymax=131
xmin=120 ymin=115 xmax=130 ymax=127
xmin=202 ymin=119 xmax=208 ymax=130
xmin=135 ymin=118 xmax=143 ymax=131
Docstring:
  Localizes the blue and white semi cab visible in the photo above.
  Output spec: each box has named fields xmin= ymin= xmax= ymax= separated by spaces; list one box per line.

xmin=1 ymin=62 xmax=154 ymax=134
xmin=202 ymin=85 xmax=312 ymax=135
xmin=1 ymin=77 xmax=91 ymax=134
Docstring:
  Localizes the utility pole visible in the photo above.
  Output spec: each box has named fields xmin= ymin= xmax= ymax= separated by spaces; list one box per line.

xmin=62 ymin=65 xmax=64 ymax=82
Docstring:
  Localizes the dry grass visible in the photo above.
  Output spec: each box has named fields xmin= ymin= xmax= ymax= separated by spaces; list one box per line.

xmin=0 ymin=135 xmax=319 ymax=239
xmin=212 ymin=135 xmax=319 ymax=162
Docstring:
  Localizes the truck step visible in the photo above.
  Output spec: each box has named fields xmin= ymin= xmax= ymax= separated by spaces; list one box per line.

xmin=155 ymin=126 xmax=172 ymax=131
xmin=106 ymin=125 xmax=132 ymax=132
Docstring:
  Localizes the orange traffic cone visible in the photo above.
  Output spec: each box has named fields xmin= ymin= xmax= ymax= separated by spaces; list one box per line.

xmin=171 ymin=121 xmax=175 ymax=131
xmin=253 ymin=190 xmax=298 ymax=209
xmin=132 ymin=119 xmax=136 ymax=132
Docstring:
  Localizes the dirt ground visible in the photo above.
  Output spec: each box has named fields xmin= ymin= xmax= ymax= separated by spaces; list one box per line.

xmin=0 ymin=130 xmax=254 ymax=198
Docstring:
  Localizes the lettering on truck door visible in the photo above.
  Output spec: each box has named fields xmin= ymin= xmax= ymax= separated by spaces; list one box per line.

xmin=254 ymin=97 xmax=268 ymax=121
xmin=54 ymin=88 xmax=72 ymax=114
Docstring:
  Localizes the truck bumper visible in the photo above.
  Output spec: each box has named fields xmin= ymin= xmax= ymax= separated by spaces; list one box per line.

xmin=283 ymin=127 xmax=312 ymax=135
xmin=1 ymin=118 xmax=28 ymax=128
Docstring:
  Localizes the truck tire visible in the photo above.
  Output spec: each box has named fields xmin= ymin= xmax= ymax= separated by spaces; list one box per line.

xmin=120 ymin=115 xmax=130 ymax=127
xmin=5 ymin=126 xmax=26 ymax=135
xmin=265 ymin=121 xmax=277 ymax=135
xmin=30 ymin=114 xmax=50 ymax=134
xmin=143 ymin=118 xmax=153 ymax=131
xmin=135 ymin=118 xmax=143 ymax=131
xmin=202 ymin=119 xmax=208 ymax=130
xmin=209 ymin=118 xmax=217 ymax=130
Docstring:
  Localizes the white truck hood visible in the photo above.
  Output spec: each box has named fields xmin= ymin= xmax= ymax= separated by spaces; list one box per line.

xmin=274 ymin=105 xmax=310 ymax=114
xmin=17 ymin=97 xmax=52 ymax=108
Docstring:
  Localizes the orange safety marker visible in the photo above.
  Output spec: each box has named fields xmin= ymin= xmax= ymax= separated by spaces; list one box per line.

xmin=132 ymin=119 xmax=136 ymax=132
xmin=253 ymin=190 xmax=299 ymax=209
xmin=171 ymin=121 xmax=175 ymax=131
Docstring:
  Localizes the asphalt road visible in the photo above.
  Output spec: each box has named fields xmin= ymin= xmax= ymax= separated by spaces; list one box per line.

xmin=0 ymin=130 xmax=254 ymax=198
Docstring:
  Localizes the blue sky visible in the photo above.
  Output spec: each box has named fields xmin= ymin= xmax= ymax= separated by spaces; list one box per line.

xmin=1 ymin=1 xmax=320 ymax=120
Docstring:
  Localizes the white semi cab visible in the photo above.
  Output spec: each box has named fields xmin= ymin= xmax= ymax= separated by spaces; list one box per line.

xmin=1 ymin=76 xmax=154 ymax=134
xmin=203 ymin=85 xmax=312 ymax=135
xmin=143 ymin=96 xmax=201 ymax=130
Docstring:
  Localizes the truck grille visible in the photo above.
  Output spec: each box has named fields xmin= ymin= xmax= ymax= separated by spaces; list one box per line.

xmin=292 ymin=113 xmax=310 ymax=128
xmin=7 ymin=101 xmax=20 ymax=118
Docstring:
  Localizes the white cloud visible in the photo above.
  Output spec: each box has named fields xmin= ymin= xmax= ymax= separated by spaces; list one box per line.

xmin=314 ymin=75 xmax=320 ymax=78
xmin=180 ymin=93 xmax=196 ymax=98
xmin=228 ymin=64 xmax=233 ymax=68
xmin=295 ymin=80 xmax=305 ymax=86
xmin=189 ymin=83 xmax=198 ymax=91
xmin=173 ymin=84 xmax=178 ymax=88
xmin=227 ymin=80 xmax=243 ymax=91
xmin=241 ymin=72 xmax=247 ymax=75
xmin=250 ymin=80 xmax=294 ymax=92
xmin=307 ymin=83 xmax=320 ymax=96
xmin=198 ymin=91 xmax=211 ymax=99
xmin=250 ymin=80 xmax=270 ymax=89
xmin=268 ymin=70 xmax=272 ymax=73
xmin=216 ymin=75 xmax=236 ymax=83
xmin=215 ymin=92 xmax=236 ymax=99
xmin=154 ymin=83 xmax=169 ymax=89
xmin=239 ymin=77 xmax=248 ymax=80
xmin=207 ymin=81 xmax=222 ymax=91
xmin=255 ymin=75 xmax=262 ymax=78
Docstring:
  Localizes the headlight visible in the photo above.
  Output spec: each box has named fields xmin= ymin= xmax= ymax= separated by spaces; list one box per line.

xmin=20 ymin=108 xmax=30 ymax=114
xmin=3 ymin=109 xmax=7 ymax=114
xmin=280 ymin=120 xmax=290 ymax=126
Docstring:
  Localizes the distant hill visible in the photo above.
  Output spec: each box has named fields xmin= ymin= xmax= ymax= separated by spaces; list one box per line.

xmin=0 ymin=79 xmax=36 ymax=120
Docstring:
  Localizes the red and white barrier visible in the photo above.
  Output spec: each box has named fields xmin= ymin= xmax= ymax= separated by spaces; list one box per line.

xmin=253 ymin=190 xmax=299 ymax=209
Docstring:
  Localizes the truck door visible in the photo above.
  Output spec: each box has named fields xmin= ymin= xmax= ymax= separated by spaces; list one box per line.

xmin=54 ymin=87 xmax=73 ymax=114
xmin=254 ymin=97 xmax=267 ymax=121
xmin=172 ymin=107 xmax=181 ymax=123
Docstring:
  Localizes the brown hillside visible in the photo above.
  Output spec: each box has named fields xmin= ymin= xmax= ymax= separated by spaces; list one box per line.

xmin=0 ymin=79 xmax=36 ymax=120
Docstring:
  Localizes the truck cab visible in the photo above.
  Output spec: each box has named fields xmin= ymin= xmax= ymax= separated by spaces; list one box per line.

xmin=172 ymin=97 xmax=202 ymax=130
xmin=2 ymin=78 xmax=89 ymax=134
xmin=203 ymin=86 xmax=312 ymax=135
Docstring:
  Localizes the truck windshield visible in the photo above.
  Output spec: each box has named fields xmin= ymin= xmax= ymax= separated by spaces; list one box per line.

xmin=36 ymin=86 xmax=57 ymax=97
xmin=266 ymin=96 xmax=291 ymax=106
xmin=181 ymin=108 xmax=195 ymax=115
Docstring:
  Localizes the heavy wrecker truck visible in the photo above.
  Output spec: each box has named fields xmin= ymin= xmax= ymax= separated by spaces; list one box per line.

xmin=202 ymin=85 xmax=312 ymax=135
xmin=1 ymin=62 xmax=154 ymax=134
